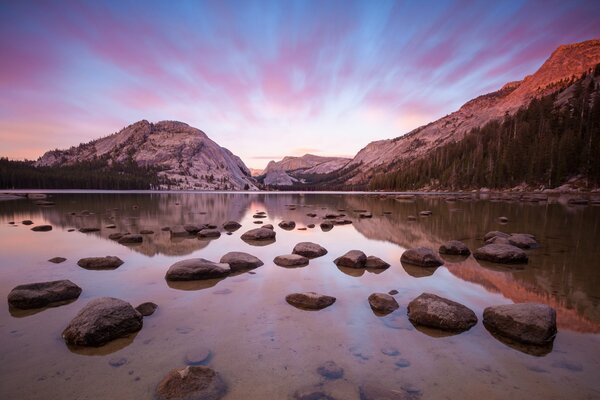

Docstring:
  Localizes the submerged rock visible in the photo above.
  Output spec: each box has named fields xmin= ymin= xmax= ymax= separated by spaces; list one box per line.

xmin=274 ymin=254 xmax=309 ymax=267
xmin=184 ymin=224 xmax=202 ymax=234
xmin=165 ymin=258 xmax=231 ymax=281
xmin=365 ymin=256 xmax=390 ymax=269
xmin=317 ymin=361 xmax=344 ymax=379
xmin=439 ymin=240 xmax=471 ymax=256
xmin=483 ymin=303 xmax=557 ymax=346
xmin=118 ymin=234 xmax=143 ymax=244
xmin=473 ymin=244 xmax=528 ymax=264
xmin=222 ymin=221 xmax=242 ymax=231
xmin=170 ymin=226 xmax=190 ymax=237
xmin=135 ymin=302 xmax=158 ymax=316
xmin=197 ymin=229 xmax=221 ymax=239
xmin=400 ymin=247 xmax=444 ymax=267
xmin=79 ymin=227 xmax=100 ymax=233
xmin=407 ymin=293 xmax=477 ymax=332
xmin=31 ymin=225 xmax=52 ymax=232
xmin=8 ymin=280 xmax=82 ymax=309
xmin=48 ymin=257 xmax=67 ymax=264
xmin=77 ymin=256 xmax=124 ymax=270
xmin=292 ymin=242 xmax=328 ymax=258
xmin=278 ymin=220 xmax=296 ymax=230
xmin=334 ymin=250 xmax=367 ymax=268
xmin=286 ymin=292 xmax=336 ymax=310
xmin=185 ymin=348 xmax=212 ymax=365
xmin=155 ymin=365 xmax=227 ymax=400
xmin=219 ymin=252 xmax=264 ymax=272
xmin=368 ymin=293 xmax=399 ymax=314
xmin=320 ymin=221 xmax=334 ymax=231
xmin=240 ymin=227 xmax=276 ymax=241
xmin=62 ymin=297 xmax=143 ymax=346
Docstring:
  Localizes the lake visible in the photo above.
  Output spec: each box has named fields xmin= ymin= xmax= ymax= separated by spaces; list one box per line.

xmin=0 ymin=192 xmax=599 ymax=399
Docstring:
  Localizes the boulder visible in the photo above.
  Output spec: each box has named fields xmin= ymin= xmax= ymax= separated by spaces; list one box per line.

xmin=320 ymin=221 xmax=334 ymax=231
xmin=486 ymin=236 xmax=510 ymax=245
xmin=439 ymin=240 xmax=471 ymax=256
xmin=48 ymin=257 xmax=67 ymax=264
xmin=274 ymin=254 xmax=309 ymax=267
xmin=79 ymin=227 xmax=100 ymax=233
xmin=8 ymin=280 xmax=82 ymax=309
xmin=278 ymin=220 xmax=296 ymax=230
xmin=155 ymin=366 xmax=227 ymax=400
xmin=222 ymin=221 xmax=241 ymax=231
xmin=483 ymin=303 xmax=557 ymax=346
xmin=77 ymin=256 xmax=124 ymax=270
xmin=22 ymin=220 xmax=34 ymax=225
xmin=135 ymin=302 xmax=158 ymax=316
xmin=400 ymin=247 xmax=444 ymax=267
xmin=118 ymin=234 xmax=143 ymax=244
xmin=286 ymin=292 xmax=336 ymax=310
xmin=473 ymin=244 xmax=528 ymax=264
xmin=197 ymin=229 xmax=221 ymax=239
xmin=368 ymin=293 xmax=399 ymax=314
xmin=219 ymin=252 xmax=264 ymax=272
xmin=240 ymin=228 xmax=276 ymax=241
xmin=483 ymin=231 xmax=510 ymax=242
xmin=31 ymin=225 xmax=52 ymax=232
xmin=407 ymin=293 xmax=478 ymax=332
xmin=184 ymin=225 xmax=202 ymax=234
xmin=165 ymin=258 xmax=231 ymax=281
xmin=365 ymin=256 xmax=390 ymax=269
xmin=62 ymin=297 xmax=143 ymax=346
xmin=508 ymin=233 xmax=539 ymax=249
xmin=292 ymin=242 xmax=328 ymax=258
xmin=334 ymin=250 xmax=366 ymax=268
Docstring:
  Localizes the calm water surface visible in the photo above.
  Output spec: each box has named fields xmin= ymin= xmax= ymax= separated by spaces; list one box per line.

xmin=0 ymin=192 xmax=599 ymax=399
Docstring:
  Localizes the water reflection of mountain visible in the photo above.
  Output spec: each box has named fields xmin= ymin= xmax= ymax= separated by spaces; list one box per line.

xmin=343 ymin=195 xmax=600 ymax=332
xmin=2 ymin=193 xmax=252 ymax=257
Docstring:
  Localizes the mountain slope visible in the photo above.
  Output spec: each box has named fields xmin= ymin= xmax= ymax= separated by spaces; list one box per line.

xmin=36 ymin=120 xmax=257 ymax=190
xmin=261 ymin=154 xmax=350 ymax=187
xmin=346 ymin=38 xmax=600 ymax=184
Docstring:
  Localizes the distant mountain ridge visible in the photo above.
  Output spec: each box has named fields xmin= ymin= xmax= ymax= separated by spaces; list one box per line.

xmin=260 ymin=154 xmax=350 ymax=187
xmin=36 ymin=120 xmax=257 ymax=190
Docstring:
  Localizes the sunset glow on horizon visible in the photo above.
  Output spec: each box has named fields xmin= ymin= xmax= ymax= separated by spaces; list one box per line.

xmin=1 ymin=0 xmax=599 ymax=168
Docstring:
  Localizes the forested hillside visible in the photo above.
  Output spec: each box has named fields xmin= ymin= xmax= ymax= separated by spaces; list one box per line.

xmin=369 ymin=65 xmax=600 ymax=191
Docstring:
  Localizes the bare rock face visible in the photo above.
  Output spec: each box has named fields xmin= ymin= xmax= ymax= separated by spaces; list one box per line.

xmin=219 ymin=252 xmax=264 ymax=272
xmin=240 ymin=228 xmax=276 ymax=241
xmin=473 ymin=244 xmax=528 ymax=264
xmin=155 ymin=365 xmax=227 ymax=400
xmin=292 ymin=242 xmax=328 ymax=258
xmin=334 ymin=250 xmax=367 ymax=268
xmin=368 ymin=293 xmax=399 ymax=314
xmin=36 ymin=120 xmax=257 ymax=191
xmin=365 ymin=256 xmax=390 ymax=269
xmin=286 ymin=292 xmax=336 ymax=310
xmin=8 ymin=280 xmax=82 ymax=309
xmin=77 ymin=256 xmax=124 ymax=270
xmin=407 ymin=293 xmax=478 ymax=332
xmin=274 ymin=254 xmax=309 ymax=267
xmin=62 ymin=297 xmax=143 ymax=346
xmin=439 ymin=240 xmax=471 ymax=256
xmin=400 ymin=247 xmax=444 ymax=267
xmin=483 ymin=303 xmax=557 ymax=346
xmin=165 ymin=259 xmax=231 ymax=281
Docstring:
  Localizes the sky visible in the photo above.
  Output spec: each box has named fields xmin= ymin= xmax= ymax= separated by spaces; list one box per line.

xmin=1 ymin=0 xmax=599 ymax=169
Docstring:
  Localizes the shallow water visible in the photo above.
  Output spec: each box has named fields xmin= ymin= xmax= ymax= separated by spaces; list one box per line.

xmin=0 ymin=192 xmax=599 ymax=399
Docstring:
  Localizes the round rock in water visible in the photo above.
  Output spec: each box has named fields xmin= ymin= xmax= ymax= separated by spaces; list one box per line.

xmin=320 ymin=221 xmax=334 ymax=231
xmin=118 ymin=234 xmax=143 ymax=244
xmin=62 ymin=297 xmax=143 ymax=346
xmin=407 ymin=293 xmax=478 ymax=332
xmin=135 ymin=302 xmax=158 ymax=316
xmin=8 ymin=280 xmax=82 ymax=309
xmin=165 ymin=258 xmax=231 ymax=281
xmin=334 ymin=250 xmax=367 ymax=268
xmin=222 ymin=221 xmax=241 ymax=231
xmin=240 ymin=227 xmax=276 ymax=241
xmin=439 ymin=240 xmax=471 ymax=256
xmin=31 ymin=225 xmax=52 ymax=232
xmin=365 ymin=256 xmax=390 ymax=269
xmin=483 ymin=303 xmax=557 ymax=346
xmin=317 ymin=361 xmax=344 ymax=379
xmin=292 ymin=242 xmax=328 ymax=258
xmin=368 ymin=293 xmax=400 ymax=314
xmin=274 ymin=254 xmax=309 ymax=267
xmin=155 ymin=365 xmax=227 ymax=400
xmin=77 ymin=256 xmax=124 ymax=270
xmin=278 ymin=220 xmax=296 ymax=230
xmin=400 ymin=247 xmax=444 ymax=267
xmin=219 ymin=252 xmax=264 ymax=272
xmin=286 ymin=292 xmax=336 ymax=310
xmin=473 ymin=244 xmax=528 ymax=264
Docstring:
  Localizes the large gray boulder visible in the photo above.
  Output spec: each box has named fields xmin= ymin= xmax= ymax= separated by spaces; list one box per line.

xmin=240 ymin=228 xmax=276 ymax=241
xmin=400 ymin=247 xmax=444 ymax=267
xmin=62 ymin=297 xmax=143 ymax=346
xmin=286 ymin=292 xmax=336 ymax=310
xmin=334 ymin=250 xmax=366 ymax=268
xmin=483 ymin=303 xmax=557 ymax=346
xmin=8 ymin=280 xmax=82 ymax=309
xmin=473 ymin=244 xmax=528 ymax=264
xmin=292 ymin=242 xmax=328 ymax=258
xmin=77 ymin=256 xmax=124 ymax=270
xmin=219 ymin=252 xmax=264 ymax=272
xmin=368 ymin=293 xmax=399 ymax=314
xmin=407 ymin=293 xmax=477 ymax=332
xmin=155 ymin=365 xmax=227 ymax=400
xmin=165 ymin=259 xmax=231 ymax=281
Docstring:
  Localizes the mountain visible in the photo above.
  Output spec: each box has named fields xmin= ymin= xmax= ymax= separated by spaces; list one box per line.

xmin=346 ymin=39 xmax=600 ymax=185
xmin=260 ymin=154 xmax=351 ymax=187
xmin=34 ymin=120 xmax=257 ymax=190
